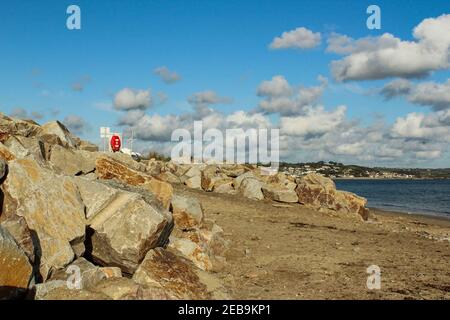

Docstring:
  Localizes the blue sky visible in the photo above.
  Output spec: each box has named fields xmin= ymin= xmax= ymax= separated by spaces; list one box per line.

xmin=1 ymin=0 xmax=449 ymax=167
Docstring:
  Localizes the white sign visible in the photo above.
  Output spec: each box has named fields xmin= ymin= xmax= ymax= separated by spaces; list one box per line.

xmin=100 ymin=127 xmax=111 ymax=138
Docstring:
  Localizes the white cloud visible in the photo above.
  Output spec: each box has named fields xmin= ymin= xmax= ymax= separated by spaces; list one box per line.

xmin=113 ymin=88 xmax=152 ymax=111
xmin=256 ymin=75 xmax=328 ymax=116
xmin=381 ymin=78 xmax=450 ymax=111
xmin=415 ymin=150 xmax=441 ymax=159
xmin=280 ymin=105 xmax=346 ymax=137
xmin=131 ymin=113 xmax=183 ymax=142
xmin=154 ymin=66 xmax=181 ymax=84
xmin=380 ymin=79 xmax=412 ymax=99
xmin=188 ymin=90 xmax=232 ymax=106
xmin=391 ymin=110 xmax=450 ymax=140
xmin=270 ymin=27 xmax=321 ymax=49
xmin=187 ymin=91 xmax=233 ymax=117
xmin=329 ymin=14 xmax=450 ymax=81
xmin=226 ymin=111 xmax=271 ymax=129
xmin=257 ymin=75 xmax=292 ymax=97
xmin=407 ymin=79 xmax=450 ymax=111
xmin=63 ymin=115 xmax=90 ymax=135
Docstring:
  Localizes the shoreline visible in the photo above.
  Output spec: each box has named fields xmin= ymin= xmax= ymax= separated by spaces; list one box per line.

xmin=370 ymin=207 xmax=450 ymax=227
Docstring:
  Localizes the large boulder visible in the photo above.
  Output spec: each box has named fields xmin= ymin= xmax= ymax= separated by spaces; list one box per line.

xmin=78 ymin=140 xmax=99 ymax=152
xmin=95 ymin=156 xmax=173 ymax=209
xmin=78 ymin=179 xmax=173 ymax=274
xmin=168 ymin=236 xmax=212 ymax=271
xmin=212 ymin=178 xmax=235 ymax=194
xmin=133 ymin=248 xmax=229 ymax=299
xmin=234 ymin=171 xmax=256 ymax=189
xmin=146 ymin=159 xmax=163 ymax=176
xmin=48 ymin=145 xmax=96 ymax=176
xmin=74 ymin=177 xmax=120 ymax=219
xmin=157 ymin=171 xmax=181 ymax=184
xmin=0 ymin=225 xmax=33 ymax=299
xmin=0 ymin=159 xmax=86 ymax=280
xmin=107 ymin=152 xmax=147 ymax=172
xmin=238 ymin=177 xmax=264 ymax=200
xmin=0 ymin=113 xmax=42 ymax=138
xmin=48 ymin=257 xmax=122 ymax=290
xmin=183 ymin=165 xmax=203 ymax=179
xmin=3 ymin=136 xmax=47 ymax=162
xmin=262 ymin=185 xmax=298 ymax=203
xmin=34 ymin=287 xmax=112 ymax=300
xmin=295 ymin=173 xmax=369 ymax=220
xmin=37 ymin=121 xmax=78 ymax=149
xmin=200 ymin=165 xmax=219 ymax=191
xmin=35 ymin=276 xmax=171 ymax=300
xmin=184 ymin=175 xmax=201 ymax=189
xmin=88 ymin=277 xmax=171 ymax=300
xmin=170 ymin=194 xmax=204 ymax=229
xmin=219 ymin=164 xmax=248 ymax=178
xmin=169 ymin=224 xmax=229 ymax=272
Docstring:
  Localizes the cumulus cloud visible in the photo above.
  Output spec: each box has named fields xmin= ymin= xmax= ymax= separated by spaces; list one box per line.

xmin=256 ymin=75 xmax=328 ymax=116
xmin=407 ymin=79 xmax=450 ymax=111
xmin=63 ymin=115 xmax=91 ymax=135
xmin=129 ymin=113 xmax=182 ymax=142
xmin=257 ymin=75 xmax=292 ymax=97
xmin=329 ymin=14 xmax=450 ymax=81
xmin=117 ymin=109 xmax=146 ymax=126
xmin=381 ymin=78 xmax=450 ymax=111
xmin=188 ymin=90 xmax=232 ymax=106
xmin=391 ymin=110 xmax=450 ymax=140
xmin=188 ymin=90 xmax=233 ymax=116
xmin=113 ymin=88 xmax=152 ymax=111
xmin=270 ymin=27 xmax=321 ymax=49
xmin=226 ymin=111 xmax=272 ymax=129
xmin=280 ymin=105 xmax=346 ymax=138
xmin=380 ymin=79 xmax=412 ymax=99
xmin=154 ymin=66 xmax=181 ymax=84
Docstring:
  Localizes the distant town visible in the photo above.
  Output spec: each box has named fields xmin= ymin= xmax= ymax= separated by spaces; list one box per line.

xmin=279 ymin=161 xmax=450 ymax=179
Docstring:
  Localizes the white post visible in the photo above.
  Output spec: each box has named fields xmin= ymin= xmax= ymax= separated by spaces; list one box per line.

xmin=130 ymin=129 xmax=134 ymax=153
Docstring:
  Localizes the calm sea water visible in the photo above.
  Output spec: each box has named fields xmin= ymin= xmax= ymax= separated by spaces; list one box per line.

xmin=334 ymin=179 xmax=450 ymax=218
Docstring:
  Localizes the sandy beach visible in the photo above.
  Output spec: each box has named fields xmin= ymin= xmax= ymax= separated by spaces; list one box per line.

xmin=174 ymin=184 xmax=450 ymax=300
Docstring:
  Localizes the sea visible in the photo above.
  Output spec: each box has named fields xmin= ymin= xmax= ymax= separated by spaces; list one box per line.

xmin=334 ymin=179 xmax=450 ymax=219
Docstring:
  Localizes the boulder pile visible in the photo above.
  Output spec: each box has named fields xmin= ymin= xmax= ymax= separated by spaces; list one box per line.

xmin=150 ymin=162 xmax=370 ymax=221
xmin=0 ymin=113 xmax=229 ymax=300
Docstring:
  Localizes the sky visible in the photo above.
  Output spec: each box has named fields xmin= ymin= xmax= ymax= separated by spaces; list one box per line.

xmin=0 ymin=0 xmax=449 ymax=167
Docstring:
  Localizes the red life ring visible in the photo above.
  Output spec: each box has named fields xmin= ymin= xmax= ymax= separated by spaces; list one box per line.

xmin=110 ymin=135 xmax=121 ymax=152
